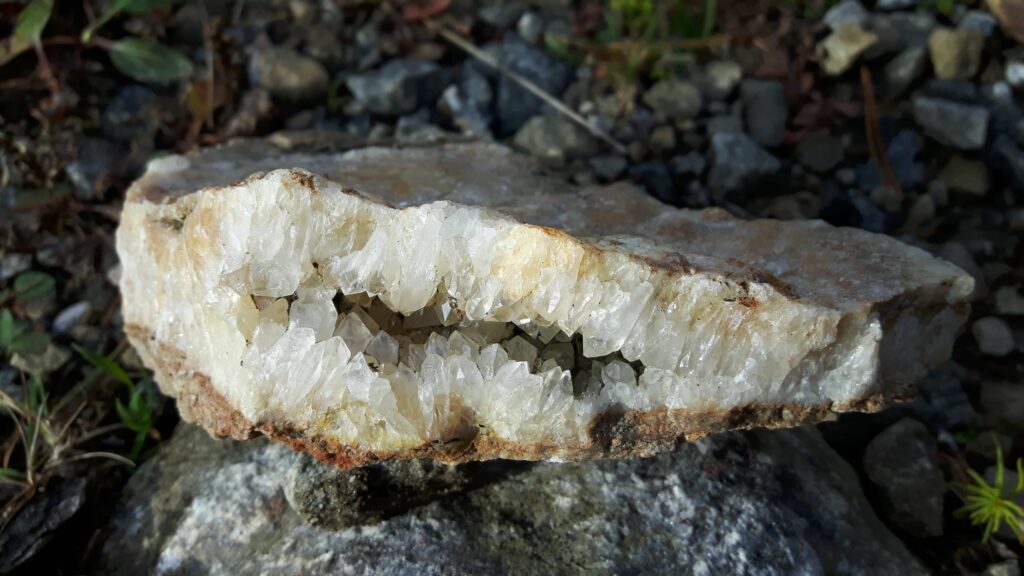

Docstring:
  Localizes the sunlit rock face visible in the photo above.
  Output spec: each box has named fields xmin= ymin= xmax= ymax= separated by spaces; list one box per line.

xmin=117 ymin=139 xmax=973 ymax=468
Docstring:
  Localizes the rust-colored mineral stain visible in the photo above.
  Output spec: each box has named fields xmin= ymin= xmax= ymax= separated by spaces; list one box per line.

xmin=738 ymin=296 xmax=760 ymax=309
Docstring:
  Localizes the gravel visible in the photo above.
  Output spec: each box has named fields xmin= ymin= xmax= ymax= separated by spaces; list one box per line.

xmin=863 ymin=418 xmax=945 ymax=538
xmin=958 ymin=10 xmax=998 ymax=37
xmin=699 ymin=60 xmax=743 ymax=100
xmin=52 ymin=302 xmax=91 ymax=334
xmin=972 ymin=316 xmax=1016 ymax=356
xmin=707 ymin=132 xmax=781 ymax=192
xmin=938 ymin=154 xmax=990 ymax=196
xmin=670 ymin=151 xmax=706 ymax=177
xmin=346 ymin=59 xmax=449 ymax=116
xmin=817 ymin=21 xmax=879 ymax=76
xmin=248 ymin=45 xmax=330 ymax=103
xmin=496 ymin=34 xmax=573 ymax=134
xmin=796 ymin=131 xmax=844 ymax=173
xmin=980 ymin=382 xmax=1024 ymax=435
xmin=823 ymin=0 xmax=869 ymax=31
xmin=641 ymin=79 xmax=703 ymax=121
xmin=927 ymin=27 xmax=985 ymax=81
xmin=588 ymin=155 xmax=628 ymax=181
xmin=995 ymin=286 xmax=1024 ymax=315
xmin=512 ymin=114 xmax=598 ymax=161
xmin=911 ymin=95 xmax=989 ymax=150
xmin=516 ymin=11 xmax=544 ymax=44
xmin=884 ymin=46 xmax=928 ymax=96
xmin=740 ymin=79 xmax=788 ymax=147
xmin=629 ymin=161 xmax=675 ymax=204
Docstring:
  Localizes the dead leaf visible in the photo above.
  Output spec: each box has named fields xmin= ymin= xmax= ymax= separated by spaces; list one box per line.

xmin=187 ymin=78 xmax=229 ymax=138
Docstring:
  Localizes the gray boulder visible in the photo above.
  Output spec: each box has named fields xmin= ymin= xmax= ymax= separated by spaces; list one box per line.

xmin=94 ymin=424 xmax=926 ymax=575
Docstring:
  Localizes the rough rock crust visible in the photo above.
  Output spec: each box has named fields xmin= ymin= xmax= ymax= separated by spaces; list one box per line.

xmin=95 ymin=423 xmax=929 ymax=575
xmin=117 ymin=137 xmax=972 ymax=468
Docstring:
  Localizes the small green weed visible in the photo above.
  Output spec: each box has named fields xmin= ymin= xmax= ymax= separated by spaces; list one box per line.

xmin=0 ymin=309 xmax=51 ymax=357
xmin=73 ymin=344 xmax=154 ymax=461
xmin=0 ymin=266 xmax=159 ymax=525
xmin=0 ymin=271 xmax=57 ymax=358
xmin=0 ymin=270 xmax=56 ymax=308
xmin=953 ymin=435 xmax=1024 ymax=543
xmin=0 ymin=370 xmax=135 ymax=526
xmin=590 ymin=0 xmax=720 ymax=88
xmin=6 ymin=0 xmax=192 ymax=86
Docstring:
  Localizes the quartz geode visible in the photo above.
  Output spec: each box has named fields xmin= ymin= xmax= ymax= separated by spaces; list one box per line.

xmin=117 ymin=139 xmax=972 ymax=468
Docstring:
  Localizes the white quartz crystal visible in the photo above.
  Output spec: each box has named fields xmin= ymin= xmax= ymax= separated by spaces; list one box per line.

xmin=117 ymin=141 xmax=973 ymax=463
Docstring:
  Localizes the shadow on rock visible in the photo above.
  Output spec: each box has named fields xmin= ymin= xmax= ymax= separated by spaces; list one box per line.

xmin=284 ymin=454 xmax=534 ymax=530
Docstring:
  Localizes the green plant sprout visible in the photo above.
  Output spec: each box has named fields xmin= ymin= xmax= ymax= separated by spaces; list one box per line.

xmin=5 ymin=0 xmax=192 ymax=85
xmin=590 ymin=0 xmax=720 ymax=88
xmin=953 ymin=435 xmax=1024 ymax=543
xmin=0 ymin=270 xmax=56 ymax=308
xmin=0 ymin=309 xmax=50 ymax=357
xmin=0 ymin=271 xmax=58 ymax=357
xmin=72 ymin=344 xmax=154 ymax=460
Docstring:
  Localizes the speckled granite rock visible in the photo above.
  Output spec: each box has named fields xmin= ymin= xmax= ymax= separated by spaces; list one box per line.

xmin=116 ymin=138 xmax=971 ymax=469
xmin=94 ymin=424 xmax=927 ymax=576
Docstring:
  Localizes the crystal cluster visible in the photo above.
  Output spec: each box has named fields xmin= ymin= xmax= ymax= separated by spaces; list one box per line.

xmin=116 ymin=140 xmax=973 ymax=465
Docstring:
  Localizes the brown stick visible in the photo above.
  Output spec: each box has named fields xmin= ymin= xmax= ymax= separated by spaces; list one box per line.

xmin=860 ymin=65 xmax=902 ymax=197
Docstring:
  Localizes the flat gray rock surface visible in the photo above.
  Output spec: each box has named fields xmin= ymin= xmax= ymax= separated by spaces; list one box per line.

xmin=94 ymin=424 xmax=926 ymax=576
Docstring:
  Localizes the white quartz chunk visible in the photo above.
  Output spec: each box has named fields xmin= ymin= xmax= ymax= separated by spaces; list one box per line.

xmin=117 ymin=141 xmax=973 ymax=467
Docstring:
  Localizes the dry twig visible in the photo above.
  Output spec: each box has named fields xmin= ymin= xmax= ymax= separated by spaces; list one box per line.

xmin=860 ymin=65 xmax=902 ymax=196
xmin=427 ymin=20 xmax=627 ymax=154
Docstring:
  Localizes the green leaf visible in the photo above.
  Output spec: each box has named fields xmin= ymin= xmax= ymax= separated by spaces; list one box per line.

xmin=0 ymin=312 xmax=8 ymax=349
xmin=108 ymin=37 xmax=192 ymax=85
xmin=72 ymin=343 xmax=134 ymax=388
xmin=26 ymin=372 xmax=47 ymax=415
xmin=129 ymin=386 xmax=144 ymax=413
xmin=15 ymin=0 xmax=53 ymax=45
xmin=1016 ymin=458 xmax=1023 ymax=493
xmin=83 ymin=0 xmax=131 ymax=42
xmin=700 ymin=0 xmax=717 ymax=38
xmin=0 ymin=467 xmax=26 ymax=482
xmin=13 ymin=271 xmax=55 ymax=304
xmin=81 ymin=0 xmax=175 ymax=42
xmin=115 ymin=388 xmax=151 ymax=433
xmin=9 ymin=332 xmax=50 ymax=355
xmin=129 ymin=429 xmax=147 ymax=460
xmin=114 ymin=397 xmax=135 ymax=428
xmin=121 ymin=0 xmax=175 ymax=15
xmin=0 ymin=309 xmax=20 ymax=349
